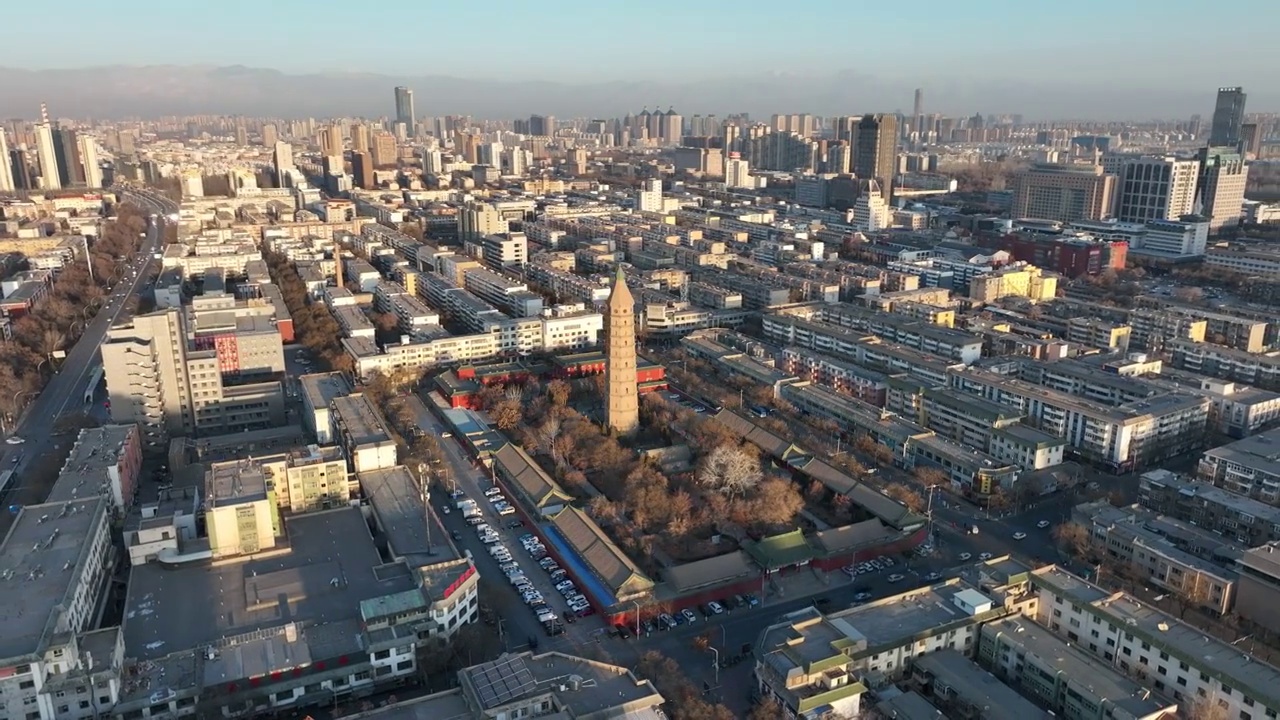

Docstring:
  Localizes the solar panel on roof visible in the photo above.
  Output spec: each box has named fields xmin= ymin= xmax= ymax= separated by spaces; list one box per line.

xmin=469 ymin=654 xmax=537 ymax=709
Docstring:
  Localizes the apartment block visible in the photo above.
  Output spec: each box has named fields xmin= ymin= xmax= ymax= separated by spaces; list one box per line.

xmin=1189 ymin=379 xmax=1280 ymax=439
xmin=299 ymin=372 xmax=350 ymax=444
xmin=1198 ymin=427 xmax=1280 ymax=502
xmin=1127 ymin=308 xmax=1207 ymax=352
xmin=186 ymin=295 xmax=288 ymax=377
xmin=1030 ymin=565 xmax=1280 ymax=719
xmin=754 ymin=580 xmax=1014 ymax=718
xmin=204 ymin=457 xmax=282 ymax=557
xmin=48 ymin=425 xmax=143 ymax=515
xmin=343 ymin=333 xmax=501 ymax=381
xmin=102 ymin=309 xmax=286 ymax=438
xmin=949 ymin=367 xmax=1209 ymax=471
xmin=968 ymin=263 xmax=1057 ymax=304
xmin=0 ymin=497 xmax=116 ymax=720
xmin=1066 ymin=317 xmax=1132 ymax=352
xmin=907 ymin=650 xmax=1053 ymax=720
xmin=331 ymin=393 xmax=398 ymax=473
xmin=764 ymin=307 xmax=983 ymax=365
xmin=1073 ymin=500 xmax=1237 ymax=615
xmin=1168 ymin=339 xmax=1280 ymax=391
xmin=1237 ymin=543 xmax=1280 ymax=635
xmin=463 ymin=266 xmax=543 ymax=317
xmin=1138 ymin=469 xmax=1280 ymax=547
xmin=475 ymin=232 xmax=527 ymax=270
xmin=977 ymin=616 xmax=1176 ymax=720
xmin=333 ymin=305 xmax=376 ymax=338
xmin=780 ymin=346 xmax=892 ymax=406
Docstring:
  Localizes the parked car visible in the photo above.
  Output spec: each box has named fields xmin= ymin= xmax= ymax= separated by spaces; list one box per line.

xmin=1037 ymin=520 xmax=1051 ymax=529
xmin=681 ymin=609 xmax=698 ymax=623
xmin=887 ymin=574 xmax=905 ymax=583
xmin=615 ymin=624 xmax=632 ymax=640
xmin=659 ymin=613 xmax=676 ymax=629
xmin=708 ymin=601 xmax=725 ymax=615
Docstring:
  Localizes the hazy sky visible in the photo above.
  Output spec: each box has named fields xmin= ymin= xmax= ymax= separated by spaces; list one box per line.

xmin=8 ymin=0 xmax=1278 ymax=85
xmin=2 ymin=0 xmax=1276 ymax=117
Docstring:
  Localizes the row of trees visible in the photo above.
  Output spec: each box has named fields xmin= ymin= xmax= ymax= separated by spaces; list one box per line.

xmin=263 ymin=251 xmax=354 ymax=374
xmin=0 ymin=202 xmax=148 ymax=424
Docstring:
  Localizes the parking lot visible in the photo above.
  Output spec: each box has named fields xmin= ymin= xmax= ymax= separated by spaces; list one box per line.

xmin=456 ymin=485 xmax=598 ymax=636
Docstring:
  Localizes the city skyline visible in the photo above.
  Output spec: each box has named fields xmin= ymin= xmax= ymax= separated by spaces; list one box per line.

xmin=0 ymin=63 xmax=1273 ymax=122
xmin=0 ymin=0 xmax=1277 ymax=119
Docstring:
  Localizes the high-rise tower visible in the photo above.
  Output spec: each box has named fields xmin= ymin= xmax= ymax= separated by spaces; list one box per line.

xmin=0 ymin=129 xmax=14 ymax=192
xmin=913 ymin=88 xmax=924 ymax=134
xmin=34 ymin=103 xmax=61 ymax=190
xmin=394 ymin=86 xmax=415 ymax=137
xmin=854 ymin=113 xmax=899 ymax=197
xmin=78 ymin=134 xmax=102 ymax=188
xmin=1209 ymin=87 xmax=1246 ymax=149
xmin=605 ymin=268 xmax=638 ymax=435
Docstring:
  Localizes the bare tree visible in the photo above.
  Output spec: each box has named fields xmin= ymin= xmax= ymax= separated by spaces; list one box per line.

xmin=39 ymin=328 xmax=66 ymax=359
xmin=491 ymin=400 xmax=523 ymax=431
xmin=1052 ymin=522 xmax=1095 ymax=560
xmin=885 ymin=484 xmax=925 ymax=512
xmin=914 ymin=466 xmax=949 ymax=489
xmin=504 ymin=384 xmax=525 ymax=404
xmin=1186 ymin=696 xmax=1230 ymax=720
xmin=698 ymin=444 xmax=763 ymax=499
xmin=546 ymin=379 xmax=571 ymax=407
xmin=537 ymin=416 xmax=563 ymax=464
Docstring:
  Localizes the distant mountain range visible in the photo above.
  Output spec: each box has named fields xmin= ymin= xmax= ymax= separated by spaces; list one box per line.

xmin=0 ymin=64 xmax=1220 ymax=121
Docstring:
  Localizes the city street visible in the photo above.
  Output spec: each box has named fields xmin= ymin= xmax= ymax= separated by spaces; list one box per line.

xmin=0 ymin=190 xmax=170 ymax=534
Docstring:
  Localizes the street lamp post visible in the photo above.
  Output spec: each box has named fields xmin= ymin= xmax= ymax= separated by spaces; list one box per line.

xmin=708 ymin=647 xmax=719 ymax=688
xmin=631 ymin=600 xmax=641 ymax=637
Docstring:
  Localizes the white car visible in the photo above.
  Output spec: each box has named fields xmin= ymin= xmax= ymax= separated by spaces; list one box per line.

xmin=4 ymin=436 xmax=24 ymax=445
xmin=958 ymin=552 xmax=972 ymax=561
xmin=1012 ymin=532 xmax=1027 ymax=541
xmin=1036 ymin=520 xmax=1051 ymax=529
xmin=978 ymin=552 xmax=993 ymax=561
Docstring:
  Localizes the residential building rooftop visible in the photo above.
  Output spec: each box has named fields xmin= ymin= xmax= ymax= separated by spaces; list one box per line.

xmin=912 ymin=649 xmax=1053 ymax=720
xmin=121 ymin=507 xmax=415 ymax=662
xmin=0 ymin=497 xmax=109 ymax=662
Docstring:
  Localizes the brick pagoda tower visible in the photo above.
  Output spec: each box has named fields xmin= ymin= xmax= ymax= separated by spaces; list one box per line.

xmin=605 ymin=267 xmax=639 ymax=434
